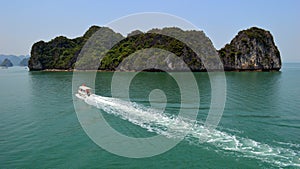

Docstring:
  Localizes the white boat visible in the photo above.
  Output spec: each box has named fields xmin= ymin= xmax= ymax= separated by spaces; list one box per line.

xmin=75 ymin=84 xmax=93 ymax=100
xmin=75 ymin=84 xmax=114 ymax=108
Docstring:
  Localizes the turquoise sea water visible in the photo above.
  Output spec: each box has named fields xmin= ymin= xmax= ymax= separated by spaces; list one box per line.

xmin=0 ymin=64 xmax=300 ymax=168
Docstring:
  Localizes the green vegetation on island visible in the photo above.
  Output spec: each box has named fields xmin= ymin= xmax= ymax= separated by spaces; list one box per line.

xmin=28 ymin=26 xmax=282 ymax=71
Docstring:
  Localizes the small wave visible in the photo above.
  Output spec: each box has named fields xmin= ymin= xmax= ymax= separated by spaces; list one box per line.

xmin=274 ymin=141 xmax=300 ymax=149
xmin=217 ymin=126 xmax=244 ymax=134
xmin=262 ymin=121 xmax=300 ymax=129
xmin=84 ymin=95 xmax=300 ymax=167
xmin=235 ymin=114 xmax=281 ymax=118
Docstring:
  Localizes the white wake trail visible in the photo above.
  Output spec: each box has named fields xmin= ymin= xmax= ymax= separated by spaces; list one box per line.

xmin=84 ymin=94 xmax=300 ymax=167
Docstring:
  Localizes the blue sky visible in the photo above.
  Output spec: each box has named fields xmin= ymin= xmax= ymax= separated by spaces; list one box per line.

xmin=0 ymin=0 xmax=299 ymax=62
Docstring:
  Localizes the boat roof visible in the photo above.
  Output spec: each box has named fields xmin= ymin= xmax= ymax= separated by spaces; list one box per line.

xmin=79 ymin=86 xmax=91 ymax=90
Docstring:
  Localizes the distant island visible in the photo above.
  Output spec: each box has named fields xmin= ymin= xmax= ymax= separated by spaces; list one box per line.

xmin=0 ymin=58 xmax=13 ymax=67
xmin=28 ymin=26 xmax=281 ymax=71
xmin=19 ymin=58 xmax=30 ymax=66
xmin=0 ymin=54 xmax=30 ymax=67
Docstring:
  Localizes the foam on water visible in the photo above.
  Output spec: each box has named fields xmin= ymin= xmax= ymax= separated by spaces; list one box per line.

xmin=85 ymin=95 xmax=300 ymax=167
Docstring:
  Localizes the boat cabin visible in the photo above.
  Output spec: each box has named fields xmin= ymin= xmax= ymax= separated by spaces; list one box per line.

xmin=78 ymin=85 xmax=92 ymax=97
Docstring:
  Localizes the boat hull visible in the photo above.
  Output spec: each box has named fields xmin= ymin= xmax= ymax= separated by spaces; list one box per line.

xmin=75 ymin=93 xmax=86 ymax=100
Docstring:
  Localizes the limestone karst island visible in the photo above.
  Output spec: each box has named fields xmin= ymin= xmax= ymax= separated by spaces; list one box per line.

xmin=28 ymin=26 xmax=281 ymax=71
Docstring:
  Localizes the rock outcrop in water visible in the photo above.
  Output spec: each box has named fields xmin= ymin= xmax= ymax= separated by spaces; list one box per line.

xmin=0 ymin=58 xmax=13 ymax=67
xmin=218 ymin=27 xmax=281 ymax=71
xmin=28 ymin=26 xmax=282 ymax=71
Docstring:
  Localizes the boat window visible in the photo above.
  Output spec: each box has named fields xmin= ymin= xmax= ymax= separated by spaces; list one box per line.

xmin=86 ymin=89 xmax=90 ymax=96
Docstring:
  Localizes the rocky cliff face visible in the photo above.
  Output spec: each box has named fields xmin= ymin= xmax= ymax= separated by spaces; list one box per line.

xmin=218 ymin=27 xmax=281 ymax=71
xmin=29 ymin=26 xmax=282 ymax=71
